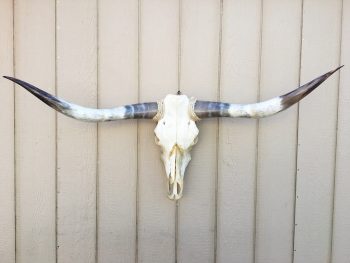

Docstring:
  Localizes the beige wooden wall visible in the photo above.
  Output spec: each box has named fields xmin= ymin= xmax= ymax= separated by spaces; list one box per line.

xmin=0 ymin=0 xmax=349 ymax=262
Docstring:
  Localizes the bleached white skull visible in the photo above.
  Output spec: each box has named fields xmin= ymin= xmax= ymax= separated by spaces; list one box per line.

xmin=154 ymin=95 xmax=200 ymax=200
xmin=3 ymin=66 xmax=342 ymax=200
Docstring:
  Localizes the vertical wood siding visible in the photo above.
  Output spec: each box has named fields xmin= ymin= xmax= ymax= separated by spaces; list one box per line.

xmin=255 ymin=1 xmax=302 ymax=262
xmin=138 ymin=1 xmax=178 ymax=262
xmin=0 ymin=1 xmax=15 ymax=262
xmin=294 ymin=1 xmax=342 ymax=262
xmin=56 ymin=1 xmax=97 ymax=262
xmin=178 ymin=1 xmax=220 ymax=262
xmin=14 ymin=1 xmax=56 ymax=262
xmin=0 ymin=1 xmax=349 ymax=262
xmin=332 ymin=1 xmax=350 ymax=262
xmin=218 ymin=1 xmax=261 ymax=261
xmin=98 ymin=1 xmax=138 ymax=262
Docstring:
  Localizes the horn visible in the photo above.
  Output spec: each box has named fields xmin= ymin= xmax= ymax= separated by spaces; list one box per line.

xmin=194 ymin=66 xmax=343 ymax=119
xmin=3 ymin=76 xmax=158 ymax=121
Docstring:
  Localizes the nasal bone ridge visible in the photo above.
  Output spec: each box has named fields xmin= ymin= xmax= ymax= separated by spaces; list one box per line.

xmin=169 ymin=144 xmax=185 ymax=156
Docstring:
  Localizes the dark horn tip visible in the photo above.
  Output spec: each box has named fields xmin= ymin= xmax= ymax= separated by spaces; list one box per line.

xmin=2 ymin=76 xmax=30 ymax=88
xmin=329 ymin=65 xmax=344 ymax=75
xmin=333 ymin=65 xmax=344 ymax=72
xmin=3 ymin=76 xmax=19 ymax=83
xmin=324 ymin=65 xmax=344 ymax=78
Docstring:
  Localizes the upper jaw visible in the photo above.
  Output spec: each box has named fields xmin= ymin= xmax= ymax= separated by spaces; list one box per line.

xmin=167 ymin=146 xmax=184 ymax=200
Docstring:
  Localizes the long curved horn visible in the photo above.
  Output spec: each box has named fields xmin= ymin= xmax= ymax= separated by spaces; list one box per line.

xmin=194 ymin=66 xmax=343 ymax=119
xmin=3 ymin=76 xmax=158 ymax=121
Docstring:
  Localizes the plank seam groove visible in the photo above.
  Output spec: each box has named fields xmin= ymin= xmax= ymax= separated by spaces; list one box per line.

xmin=177 ymin=0 xmax=182 ymax=95
xmin=135 ymin=0 xmax=141 ymax=262
xmin=253 ymin=0 xmax=264 ymax=261
xmin=214 ymin=0 xmax=224 ymax=262
xmin=12 ymin=0 xmax=17 ymax=261
xmin=329 ymin=0 xmax=344 ymax=261
xmin=292 ymin=0 xmax=305 ymax=261
xmin=175 ymin=1 xmax=181 ymax=261
xmin=96 ymin=0 xmax=100 ymax=262
xmin=55 ymin=0 xmax=58 ymax=262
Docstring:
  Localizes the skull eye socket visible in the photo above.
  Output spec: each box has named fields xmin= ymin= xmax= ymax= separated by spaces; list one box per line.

xmin=190 ymin=136 xmax=198 ymax=147
xmin=154 ymin=132 xmax=161 ymax=145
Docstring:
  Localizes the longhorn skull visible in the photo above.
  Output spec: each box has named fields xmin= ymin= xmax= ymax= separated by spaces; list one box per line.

xmin=3 ymin=66 xmax=342 ymax=200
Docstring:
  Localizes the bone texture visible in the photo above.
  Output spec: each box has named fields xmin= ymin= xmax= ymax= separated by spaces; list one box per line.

xmin=154 ymin=95 xmax=199 ymax=200
xmin=194 ymin=66 xmax=343 ymax=119
xmin=3 ymin=76 xmax=158 ymax=121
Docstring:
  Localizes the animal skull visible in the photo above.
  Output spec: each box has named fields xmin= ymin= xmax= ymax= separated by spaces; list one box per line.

xmin=154 ymin=95 xmax=199 ymax=200
xmin=3 ymin=66 xmax=342 ymax=200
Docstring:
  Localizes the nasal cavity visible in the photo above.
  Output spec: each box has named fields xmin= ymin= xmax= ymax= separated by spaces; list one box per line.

xmin=176 ymin=182 xmax=182 ymax=196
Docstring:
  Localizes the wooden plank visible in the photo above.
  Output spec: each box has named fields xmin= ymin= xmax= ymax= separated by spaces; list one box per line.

xmin=56 ymin=1 xmax=97 ymax=262
xmin=97 ymin=0 xmax=138 ymax=262
xmin=138 ymin=0 xmax=179 ymax=262
xmin=14 ymin=0 xmax=56 ymax=262
xmin=293 ymin=0 xmax=342 ymax=262
xmin=255 ymin=1 xmax=302 ymax=262
xmin=0 ymin=0 xmax=15 ymax=262
xmin=331 ymin=0 xmax=350 ymax=261
xmin=178 ymin=0 xmax=220 ymax=262
xmin=217 ymin=0 xmax=261 ymax=262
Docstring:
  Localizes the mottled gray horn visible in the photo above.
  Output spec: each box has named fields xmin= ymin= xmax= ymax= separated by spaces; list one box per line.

xmin=3 ymin=76 xmax=158 ymax=121
xmin=194 ymin=66 xmax=343 ymax=119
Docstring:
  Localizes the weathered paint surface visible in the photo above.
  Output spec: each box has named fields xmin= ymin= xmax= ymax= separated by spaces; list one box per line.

xmin=0 ymin=1 xmax=349 ymax=262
